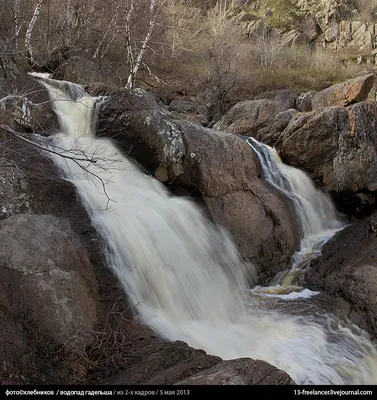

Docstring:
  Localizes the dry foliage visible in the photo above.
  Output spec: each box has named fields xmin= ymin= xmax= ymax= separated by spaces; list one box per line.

xmin=0 ymin=0 xmax=369 ymax=116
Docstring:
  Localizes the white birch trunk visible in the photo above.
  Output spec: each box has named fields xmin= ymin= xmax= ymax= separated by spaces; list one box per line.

xmin=93 ymin=4 xmax=121 ymax=59
xmin=65 ymin=0 xmax=73 ymax=43
xmin=25 ymin=0 xmax=44 ymax=63
xmin=125 ymin=0 xmax=135 ymax=72
xmin=126 ymin=0 xmax=164 ymax=89
xmin=14 ymin=0 xmax=21 ymax=51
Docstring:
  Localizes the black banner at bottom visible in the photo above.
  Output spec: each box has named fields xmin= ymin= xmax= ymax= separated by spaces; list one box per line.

xmin=1 ymin=386 xmax=377 ymax=399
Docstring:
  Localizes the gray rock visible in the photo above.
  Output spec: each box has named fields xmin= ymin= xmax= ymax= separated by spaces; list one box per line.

xmin=168 ymin=99 xmax=198 ymax=114
xmin=174 ymin=358 xmax=293 ymax=385
xmin=0 ymin=214 xmax=98 ymax=351
xmin=55 ymin=56 xmax=106 ymax=86
xmin=94 ymin=92 xmax=300 ymax=281
xmin=213 ymin=99 xmax=289 ymax=135
xmin=296 ymin=91 xmax=316 ymax=112
xmin=253 ymin=100 xmax=377 ymax=216
xmin=0 ymin=157 xmax=32 ymax=217
xmin=306 ymin=213 xmax=377 ymax=339
xmin=98 ymin=341 xmax=293 ymax=385
xmin=256 ymin=89 xmax=298 ymax=110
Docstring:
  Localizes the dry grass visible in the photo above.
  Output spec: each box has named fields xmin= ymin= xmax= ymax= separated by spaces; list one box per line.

xmin=243 ymin=44 xmax=365 ymax=95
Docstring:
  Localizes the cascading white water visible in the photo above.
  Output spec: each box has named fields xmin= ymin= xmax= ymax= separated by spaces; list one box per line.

xmin=246 ymin=137 xmax=345 ymax=274
xmin=35 ymin=76 xmax=377 ymax=385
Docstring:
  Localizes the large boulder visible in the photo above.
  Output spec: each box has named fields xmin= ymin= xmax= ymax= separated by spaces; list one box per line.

xmin=255 ymin=89 xmax=298 ymax=110
xmin=0 ymin=214 xmax=98 ymax=351
xmin=175 ymin=358 xmax=292 ymax=385
xmin=92 ymin=88 xmax=300 ymax=280
xmin=254 ymin=101 xmax=377 ymax=217
xmin=213 ymin=99 xmax=290 ymax=135
xmin=55 ymin=56 xmax=106 ymax=86
xmin=0 ymin=55 xmax=59 ymax=134
xmin=305 ymin=213 xmax=377 ymax=339
xmin=98 ymin=341 xmax=292 ymax=385
xmin=311 ymin=74 xmax=375 ymax=110
xmin=0 ymin=152 xmax=32 ymax=219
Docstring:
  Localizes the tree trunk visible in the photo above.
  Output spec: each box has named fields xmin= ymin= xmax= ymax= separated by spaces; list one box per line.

xmin=126 ymin=0 xmax=160 ymax=89
xmin=14 ymin=0 xmax=21 ymax=51
xmin=25 ymin=0 xmax=45 ymax=63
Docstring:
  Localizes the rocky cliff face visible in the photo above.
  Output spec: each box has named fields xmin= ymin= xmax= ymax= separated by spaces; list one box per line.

xmin=217 ymin=73 xmax=377 ymax=217
xmin=228 ymin=0 xmax=377 ymax=65
xmin=306 ymin=212 xmax=377 ymax=339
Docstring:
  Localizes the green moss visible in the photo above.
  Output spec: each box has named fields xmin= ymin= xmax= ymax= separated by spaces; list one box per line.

xmin=265 ymin=0 xmax=303 ymax=30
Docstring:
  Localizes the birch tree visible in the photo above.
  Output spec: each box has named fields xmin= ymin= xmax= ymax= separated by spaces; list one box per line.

xmin=93 ymin=3 xmax=122 ymax=60
xmin=165 ymin=0 xmax=202 ymax=58
xmin=14 ymin=0 xmax=21 ymax=51
xmin=125 ymin=0 xmax=166 ymax=89
xmin=24 ymin=0 xmax=44 ymax=63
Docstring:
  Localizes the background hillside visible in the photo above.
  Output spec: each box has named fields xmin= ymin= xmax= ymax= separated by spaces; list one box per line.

xmin=1 ymin=0 xmax=376 ymax=121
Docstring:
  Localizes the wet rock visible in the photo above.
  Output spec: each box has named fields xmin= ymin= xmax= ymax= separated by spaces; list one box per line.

xmin=98 ymin=341 xmax=293 ymax=385
xmin=87 ymin=84 xmax=167 ymax=115
xmin=254 ymin=101 xmax=377 ymax=217
xmin=175 ymin=358 xmax=293 ymax=385
xmin=95 ymin=93 xmax=300 ymax=280
xmin=306 ymin=213 xmax=377 ymax=339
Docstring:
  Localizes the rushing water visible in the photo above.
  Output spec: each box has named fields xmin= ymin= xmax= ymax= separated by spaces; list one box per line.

xmin=246 ymin=138 xmax=346 ymax=289
xmin=33 ymin=74 xmax=377 ymax=385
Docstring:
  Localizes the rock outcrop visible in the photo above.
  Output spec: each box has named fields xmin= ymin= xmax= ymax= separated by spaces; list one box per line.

xmin=175 ymin=358 xmax=292 ymax=385
xmin=311 ymin=74 xmax=375 ymax=109
xmin=254 ymin=101 xmax=377 ymax=216
xmin=98 ymin=342 xmax=292 ymax=385
xmin=228 ymin=1 xmax=377 ymax=66
xmin=306 ymin=212 xmax=377 ymax=339
xmin=215 ymin=79 xmax=377 ymax=217
xmin=0 ymin=214 xmax=98 ymax=350
xmin=90 ymin=86 xmax=301 ymax=280
xmin=213 ymin=98 xmax=292 ymax=135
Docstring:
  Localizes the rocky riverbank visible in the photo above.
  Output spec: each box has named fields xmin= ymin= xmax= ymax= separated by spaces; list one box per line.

xmin=1 ymin=52 xmax=377 ymax=385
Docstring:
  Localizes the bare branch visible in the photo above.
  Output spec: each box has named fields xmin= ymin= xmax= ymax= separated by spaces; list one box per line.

xmin=125 ymin=0 xmax=167 ymax=89
xmin=25 ymin=0 xmax=45 ymax=63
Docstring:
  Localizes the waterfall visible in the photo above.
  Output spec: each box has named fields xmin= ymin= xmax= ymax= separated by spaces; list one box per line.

xmin=246 ymin=137 xmax=346 ymax=278
xmin=34 ymin=75 xmax=377 ymax=385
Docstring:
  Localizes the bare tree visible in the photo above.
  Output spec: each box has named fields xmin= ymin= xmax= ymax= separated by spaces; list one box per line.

xmin=93 ymin=3 xmax=122 ymax=60
xmin=25 ymin=0 xmax=44 ymax=63
xmin=125 ymin=0 xmax=166 ymax=89
xmin=164 ymin=0 xmax=202 ymax=58
xmin=14 ymin=0 xmax=21 ymax=51
xmin=202 ymin=0 xmax=240 ymax=118
xmin=252 ymin=24 xmax=286 ymax=70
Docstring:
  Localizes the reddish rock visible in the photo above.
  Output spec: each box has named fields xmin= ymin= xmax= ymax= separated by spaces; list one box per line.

xmin=311 ymin=74 xmax=375 ymax=110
